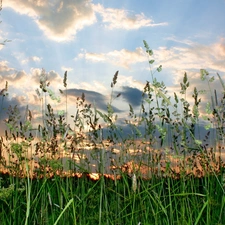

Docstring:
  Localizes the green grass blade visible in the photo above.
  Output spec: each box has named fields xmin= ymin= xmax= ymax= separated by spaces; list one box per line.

xmin=194 ymin=200 xmax=208 ymax=225
xmin=53 ymin=198 xmax=74 ymax=225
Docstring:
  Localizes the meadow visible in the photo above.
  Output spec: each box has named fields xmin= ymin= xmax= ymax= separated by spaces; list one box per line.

xmin=0 ymin=41 xmax=225 ymax=225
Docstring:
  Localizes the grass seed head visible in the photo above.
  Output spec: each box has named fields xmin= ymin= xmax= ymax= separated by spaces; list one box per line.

xmin=132 ymin=173 xmax=137 ymax=193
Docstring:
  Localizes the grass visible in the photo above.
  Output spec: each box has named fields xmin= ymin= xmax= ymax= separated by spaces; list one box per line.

xmin=0 ymin=172 xmax=224 ymax=224
xmin=0 ymin=40 xmax=225 ymax=224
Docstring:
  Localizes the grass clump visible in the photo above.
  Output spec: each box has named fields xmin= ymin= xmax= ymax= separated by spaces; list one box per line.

xmin=0 ymin=41 xmax=225 ymax=224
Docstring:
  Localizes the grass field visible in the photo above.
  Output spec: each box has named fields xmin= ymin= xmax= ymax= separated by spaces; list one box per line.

xmin=0 ymin=41 xmax=225 ymax=224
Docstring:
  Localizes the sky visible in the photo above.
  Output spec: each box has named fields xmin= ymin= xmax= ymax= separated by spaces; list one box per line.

xmin=0 ymin=0 xmax=225 ymax=135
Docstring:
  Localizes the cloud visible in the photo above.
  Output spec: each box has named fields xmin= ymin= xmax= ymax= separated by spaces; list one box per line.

xmin=0 ymin=62 xmax=127 ymax=134
xmin=94 ymin=4 xmax=168 ymax=30
xmin=0 ymin=39 xmax=5 ymax=50
xmin=30 ymin=68 xmax=63 ymax=86
xmin=66 ymin=88 xmax=122 ymax=113
xmin=0 ymin=30 xmax=11 ymax=50
xmin=0 ymin=63 xmax=64 ymax=106
xmin=79 ymin=47 xmax=146 ymax=69
xmin=0 ymin=64 xmax=72 ymax=130
xmin=118 ymin=86 xmax=143 ymax=108
xmin=77 ymin=38 xmax=225 ymax=79
xmin=171 ymin=71 xmax=225 ymax=112
xmin=22 ymin=56 xmax=42 ymax=64
xmin=0 ymin=95 xmax=28 ymax=135
xmin=80 ymin=37 xmax=225 ymax=72
xmin=61 ymin=66 xmax=73 ymax=72
xmin=5 ymin=1 xmax=166 ymax=41
xmin=82 ymin=52 xmax=106 ymax=62
xmin=165 ymin=36 xmax=195 ymax=46
xmin=5 ymin=0 xmax=96 ymax=42
xmin=0 ymin=62 xmax=112 ymax=112
xmin=151 ymin=38 xmax=225 ymax=86
xmin=12 ymin=52 xmax=42 ymax=66
xmin=0 ymin=61 xmax=16 ymax=76
xmin=0 ymin=67 xmax=29 ymax=93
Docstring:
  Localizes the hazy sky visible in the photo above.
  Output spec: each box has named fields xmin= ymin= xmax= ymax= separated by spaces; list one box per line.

xmin=0 ymin=0 xmax=225 ymax=131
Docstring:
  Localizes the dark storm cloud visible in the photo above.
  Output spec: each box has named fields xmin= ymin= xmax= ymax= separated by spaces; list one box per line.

xmin=66 ymin=88 xmax=122 ymax=113
xmin=0 ymin=96 xmax=26 ymax=119
xmin=119 ymin=86 xmax=143 ymax=107
xmin=0 ymin=95 xmax=27 ymax=135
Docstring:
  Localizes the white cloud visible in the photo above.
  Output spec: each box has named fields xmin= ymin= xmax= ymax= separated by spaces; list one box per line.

xmin=4 ymin=1 xmax=166 ymax=41
xmin=30 ymin=56 xmax=41 ymax=62
xmin=0 ymin=61 xmax=15 ymax=75
xmin=22 ymin=56 xmax=42 ymax=64
xmin=5 ymin=0 xmax=96 ymax=42
xmin=12 ymin=52 xmax=41 ymax=66
xmin=116 ymin=74 xmax=145 ymax=91
xmin=61 ymin=66 xmax=73 ymax=72
xmin=82 ymin=52 xmax=106 ymax=62
xmin=76 ymin=39 xmax=225 ymax=86
xmin=0 ymin=63 xmax=64 ymax=103
xmin=30 ymin=68 xmax=63 ymax=88
xmin=152 ymin=38 xmax=225 ymax=85
xmin=79 ymin=47 xmax=146 ymax=69
xmin=165 ymin=36 xmax=195 ymax=46
xmin=94 ymin=4 xmax=168 ymax=30
xmin=146 ymin=39 xmax=225 ymax=117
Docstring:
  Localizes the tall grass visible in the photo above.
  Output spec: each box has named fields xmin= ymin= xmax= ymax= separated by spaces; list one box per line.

xmin=0 ymin=41 xmax=225 ymax=224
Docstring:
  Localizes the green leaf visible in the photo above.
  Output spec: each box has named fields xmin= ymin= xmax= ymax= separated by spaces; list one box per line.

xmin=209 ymin=76 xmax=214 ymax=83
xmin=156 ymin=88 xmax=171 ymax=105
xmin=143 ymin=40 xmax=149 ymax=50
xmin=146 ymin=49 xmax=153 ymax=56
xmin=54 ymin=199 xmax=74 ymax=225
xmin=200 ymin=69 xmax=209 ymax=81
xmin=194 ymin=200 xmax=208 ymax=225
xmin=149 ymin=60 xmax=155 ymax=64
xmin=58 ymin=110 xmax=65 ymax=116
xmin=205 ymin=102 xmax=212 ymax=114
xmin=157 ymin=65 xmax=162 ymax=72
xmin=174 ymin=92 xmax=179 ymax=103
xmin=204 ymin=123 xmax=212 ymax=130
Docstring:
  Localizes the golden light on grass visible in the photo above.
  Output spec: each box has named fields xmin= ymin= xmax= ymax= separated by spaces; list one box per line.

xmin=88 ymin=173 xmax=100 ymax=180
xmin=0 ymin=129 xmax=224 ymax=180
